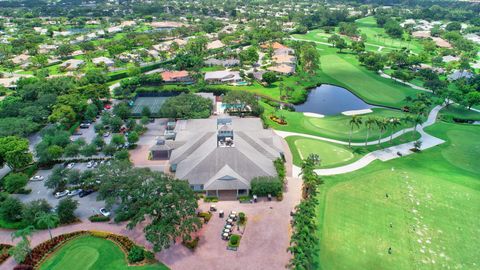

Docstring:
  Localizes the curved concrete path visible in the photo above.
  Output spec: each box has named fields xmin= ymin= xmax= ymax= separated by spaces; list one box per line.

xmin=277 ymin=105 xmax=445 ymax=176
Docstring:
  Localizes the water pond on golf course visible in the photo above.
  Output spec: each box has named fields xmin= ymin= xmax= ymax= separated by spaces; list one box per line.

xmin=294 ymin=84 xmax=374 ymax=116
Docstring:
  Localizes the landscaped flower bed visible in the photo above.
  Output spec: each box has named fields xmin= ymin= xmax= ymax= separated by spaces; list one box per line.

xmin=0 ymin=244 xmax=13 ymax=264
xmin=21 ymin=230 xmax=155 ymax=268
xmin=22 ymin=231 xmax=88 ymax=266
xmin=270 ymin=115 xmax=287 ymax=125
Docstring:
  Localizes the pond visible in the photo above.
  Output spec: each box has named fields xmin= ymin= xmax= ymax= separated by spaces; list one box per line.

xmin=294 ymin=84 xmax=374 ymax=116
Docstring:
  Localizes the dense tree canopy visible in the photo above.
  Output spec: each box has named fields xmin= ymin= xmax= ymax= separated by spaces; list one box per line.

xmin=94 ymin=161 xmax=202 ymax=252
xmin=159 ymin=93 xmax=212 ymax=119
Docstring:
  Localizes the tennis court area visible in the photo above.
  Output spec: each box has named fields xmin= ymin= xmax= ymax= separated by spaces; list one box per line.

xmin=131 ymin=96 xmax=169 ymax=115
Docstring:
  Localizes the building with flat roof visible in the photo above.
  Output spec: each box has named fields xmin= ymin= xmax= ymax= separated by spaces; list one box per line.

xmin=169 ymin=117 xmax=284 ymax=198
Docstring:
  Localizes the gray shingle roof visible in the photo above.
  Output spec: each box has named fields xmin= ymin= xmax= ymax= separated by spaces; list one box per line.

xmin=171 ymin=118 xmax=283 ymax=191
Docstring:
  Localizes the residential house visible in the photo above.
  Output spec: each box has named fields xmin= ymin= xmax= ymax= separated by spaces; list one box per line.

xmin=448 ymin=70 xmax=474 ymax=81
xmin=92 ymin=56 xmax=114 ymax=67
xmin=60 ymin=59 xmax=84 ymax=70
xmin=11 ymin=54 xmax=30 ymax=65
xmin=205 ymin=70 xmax=243 ymax=84
xmin=161 ymin=70 xmax=193 ymax=83
xmin=207 ymin=40 xmax=225 ymax=50
xmin=204 ymin=58 xmax=240 ymax=67
xmin=267 ymin=64 xmax=296 ymax=75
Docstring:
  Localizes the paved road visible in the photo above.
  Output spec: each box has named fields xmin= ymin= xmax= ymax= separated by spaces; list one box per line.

xmin=379 ymin=71 xmax=432 ymax=92
xmin=284 ymin=105 xmax=445 ymax=176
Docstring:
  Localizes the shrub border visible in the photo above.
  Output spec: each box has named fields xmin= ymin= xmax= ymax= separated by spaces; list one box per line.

xmin=21 ymin=231 xmax=157 ymax=268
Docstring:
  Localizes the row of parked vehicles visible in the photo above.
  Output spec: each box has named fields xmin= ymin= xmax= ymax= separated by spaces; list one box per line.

xmin=54 ymin=188 xmax=95 ymax=199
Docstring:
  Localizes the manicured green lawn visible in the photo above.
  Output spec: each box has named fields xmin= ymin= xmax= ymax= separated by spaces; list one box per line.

xmin=264 ymin=103 xmax=416 ymax=142
xmin=355 ymin=17 xmax=424 ymax=54
xmin=439 ymin=104 xmax=480 ymax=121
xmin=314 ymin=122 xmax=480 ymax=270
xmin=293 ymin=25 xmax=424 ymax=108
xmin=316 ymin=50 xmax=420 ymax=108
xmin=286 ymin=136 xmax=360 ymax=168
xmin=286 ymin=131 xmax=421 ymax=169
xmin=39 ymin=236 xmax=169 ymax=270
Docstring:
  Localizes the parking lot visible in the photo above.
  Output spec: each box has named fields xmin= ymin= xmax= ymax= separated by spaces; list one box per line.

xmin=129 ymin=118 xmax=169 ymax=172
xmin=13 ymin=162 xmax=108 ymax=220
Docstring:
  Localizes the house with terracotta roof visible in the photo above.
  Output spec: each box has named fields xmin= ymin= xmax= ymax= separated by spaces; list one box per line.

xmin=272 ymin=54 xmax=296 ymax=65
xmin=161 ymin=70 xmax=193 ymax=83
xmin=260 ymin=42 xmax=288 ymax=50
xmin=207 ymin=40 xmax=225 ymax=50
xmin=267 ymin=64 xmax=296 ymax=75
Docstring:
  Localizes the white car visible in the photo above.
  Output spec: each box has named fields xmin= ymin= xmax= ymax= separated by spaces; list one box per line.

xmin=66 ymin=163 xmax=75 ymax=169
xmin=68 ymin=189 xmax=82 ymax=197
xmin=86 ymin=161 xmax=94 ymax=168
xmin=99 ymin=208 xmax=111 ymax=217
xmin=30 ymin=175 xmax=44 ymax=181
xmin=103 ymin=132 xmax=110 ymax=138
xmin=55 ymin=190 xmax=70 ymax=199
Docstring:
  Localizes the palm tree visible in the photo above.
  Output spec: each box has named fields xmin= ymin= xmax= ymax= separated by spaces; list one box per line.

xmin=389 ymin=118 xmax=401 ymax=142
xmin=364 ymin=117 xmax=376 ymax=146
xmin=404 ymin=115 xmax=413 ymax=134
xmin=35 ymin=212 xmax=59 ymax=240
xmin=376 ymin=119 xmax=387 ymax=145
xmin=348 ymin=116 xmax=363 ymax=147
xmin=10 ymin=225 xmax=34 ymax=262
xmin=412 ymin=115 xmax=423 ymax=139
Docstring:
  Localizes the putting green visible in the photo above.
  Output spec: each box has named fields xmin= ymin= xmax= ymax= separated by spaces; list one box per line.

xmin=292 ymin=137 xmax=356 ymax=168
xmin=39 ymin=236 xmax=169 ymax=270
xmin=314 ymin=123 xmax=480 ymax=270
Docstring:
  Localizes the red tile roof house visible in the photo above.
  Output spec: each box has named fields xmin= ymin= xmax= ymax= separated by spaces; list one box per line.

xmin=161 ymin=70 xmax=194 ymax=83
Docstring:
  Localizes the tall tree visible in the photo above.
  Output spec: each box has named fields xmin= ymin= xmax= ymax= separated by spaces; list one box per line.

xmin=0 ymin=136 xmax=33 ymax=171
xmin=94 ymin=161 xmax=202 ymax=252
xmin=348 ymin=116 xmax=363 ymax=147
xmin=364 ymin=117 xmax=376 ymax=146
xmin=35 ymin=212 xmax=59 ymax=240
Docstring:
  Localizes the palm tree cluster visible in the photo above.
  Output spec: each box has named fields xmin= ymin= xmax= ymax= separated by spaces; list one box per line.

xmin=288 ymin=154 xmax=323 ymax=269
xmin=348 ymin=114 xmax=424 ymax=147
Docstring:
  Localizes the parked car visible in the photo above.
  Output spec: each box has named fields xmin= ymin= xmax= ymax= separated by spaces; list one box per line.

xmin=99 ymin=208 xmax=111 ymax=217
xmin=66 ymin=163 xmax=75 ymax=169
xmin=55 ymin=190 xmax=70 ymax=199
xmin=86 ymin=161 xmax=95 ymax=168
xmin=79 ymin=123 xmax=90 ymax=129
xmin=68 ymin=189 xmax=82 ymax=197
xmin=103 ymin=132 xmax=110 ymax=138
xmin=79 ymin=189 xmax=94 ymax=198
xmin=30 ymin=175 xmax=44 ymax=181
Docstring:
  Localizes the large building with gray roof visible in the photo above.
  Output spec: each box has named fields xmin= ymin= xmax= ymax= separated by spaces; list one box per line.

xmin=169 ymin=117 xmax=284 ymax=197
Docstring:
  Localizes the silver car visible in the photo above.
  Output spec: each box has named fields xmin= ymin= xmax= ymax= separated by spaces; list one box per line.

xmin=30 ymin=175 xmax=45 ymax=181
xmin=55 ymin=190 xmax=70 ymax=199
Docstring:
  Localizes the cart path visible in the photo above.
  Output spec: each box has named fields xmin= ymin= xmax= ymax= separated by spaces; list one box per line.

xmin=278 ymin=105 xmax=445 ymax=176
xmin=378 ymin=70 xmax=432 ymax=92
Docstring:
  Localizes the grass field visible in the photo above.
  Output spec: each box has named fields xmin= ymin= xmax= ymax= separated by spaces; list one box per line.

xmin=355 ymin=17 xmax=424 ymax=54
xmin=439 ymin=105 xmax=480 ymax=121
xmin=314 ymin=122 xmax=480 ymax=269
xmin=264 ymin=103 xmax=416 ymax=142
xmin=39 ymin=236 xmax=169 ymax=270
